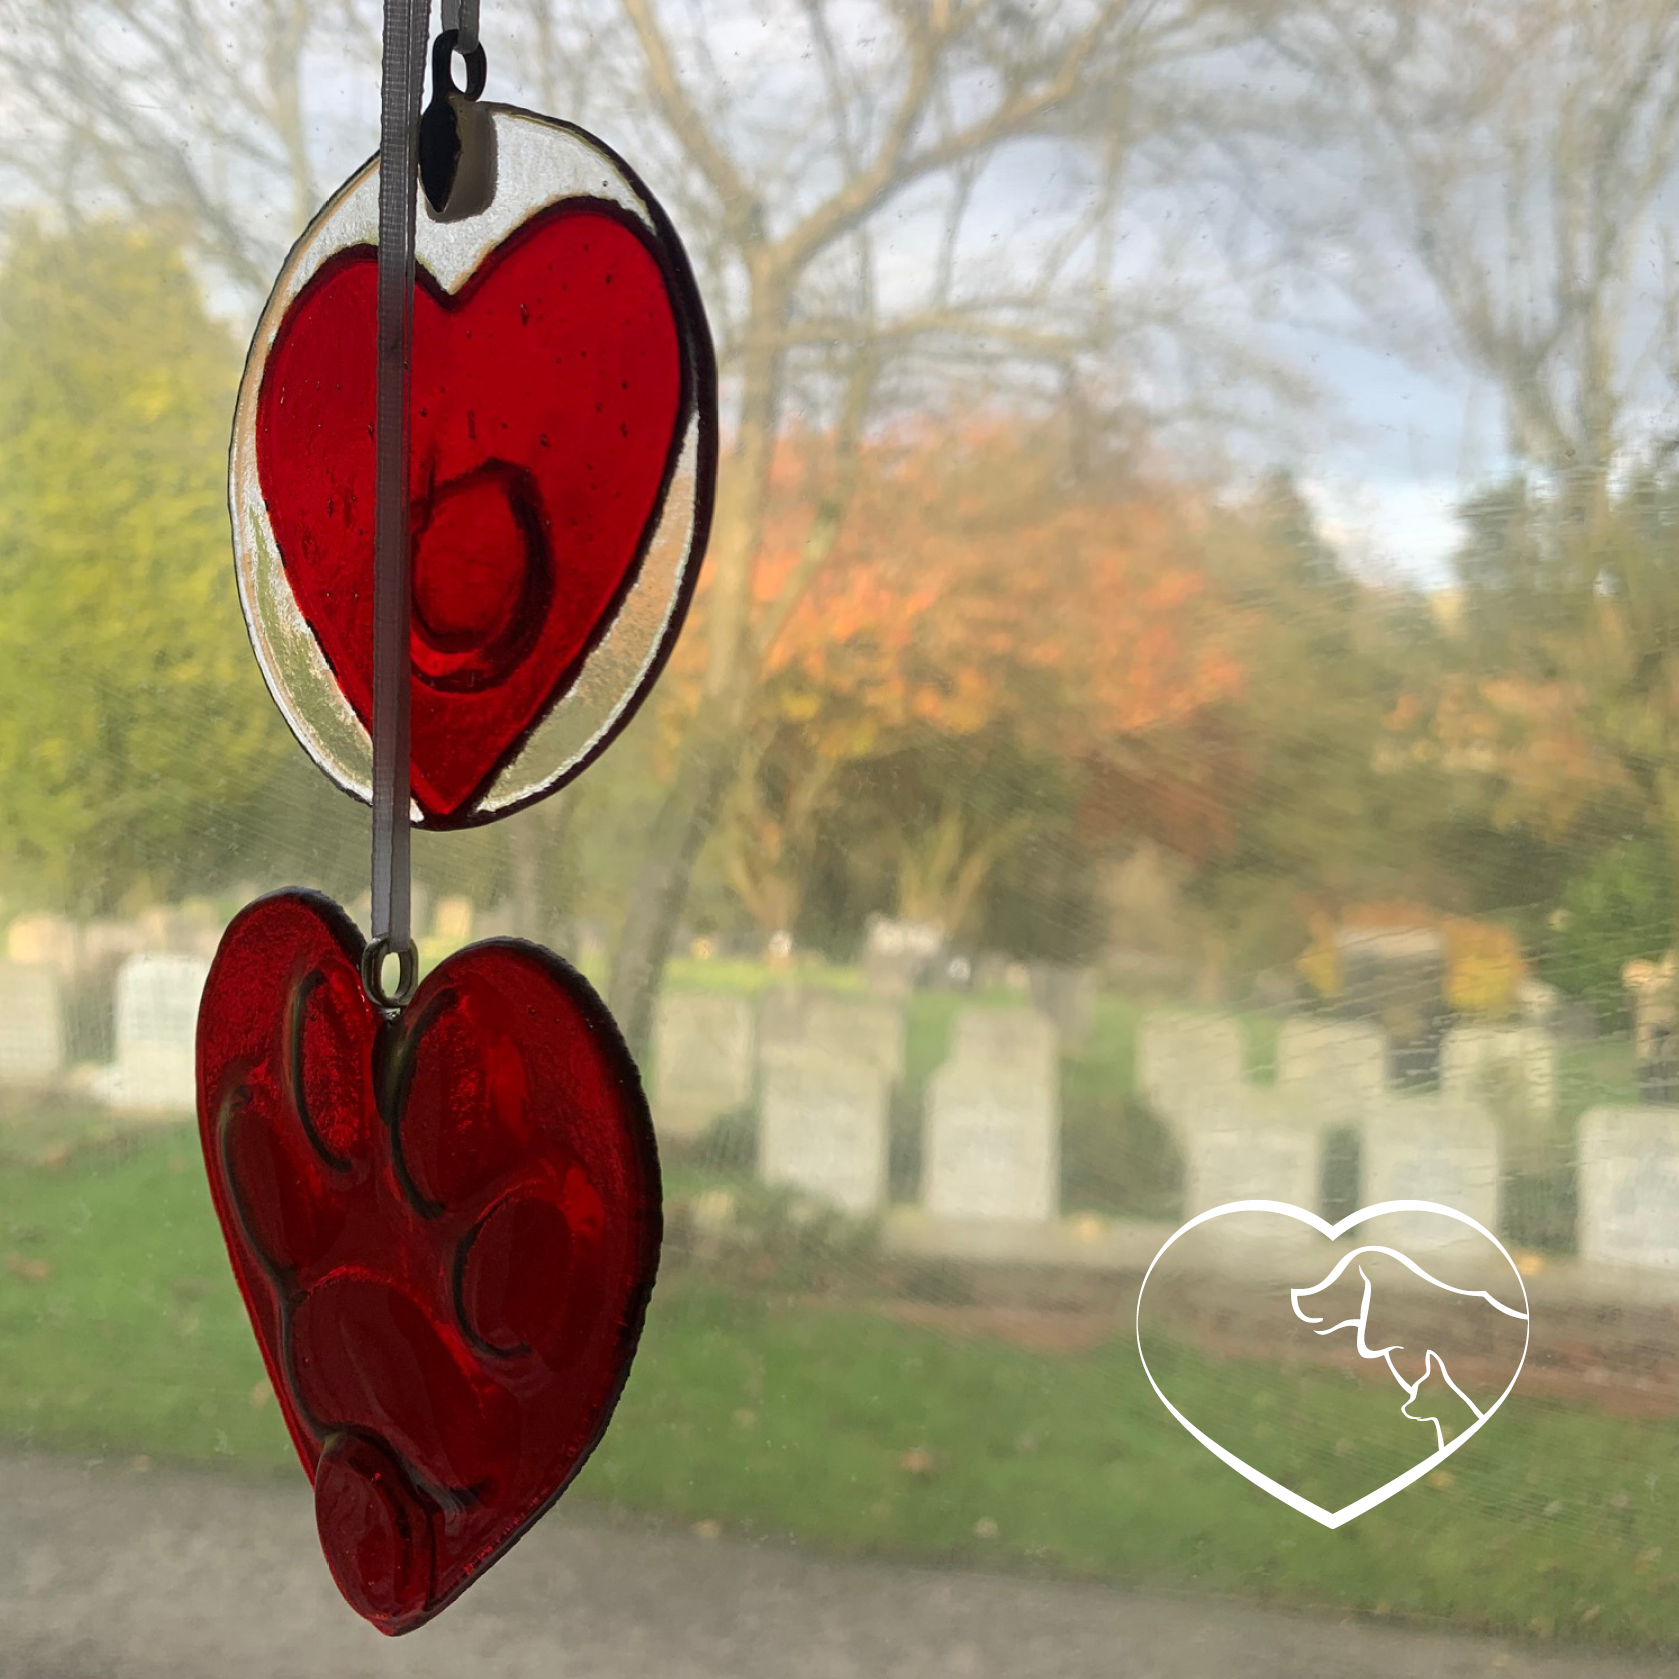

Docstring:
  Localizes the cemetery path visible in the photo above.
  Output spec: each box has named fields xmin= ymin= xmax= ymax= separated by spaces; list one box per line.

xmin=0 ymin=1450 xmax=1668 ymax=1679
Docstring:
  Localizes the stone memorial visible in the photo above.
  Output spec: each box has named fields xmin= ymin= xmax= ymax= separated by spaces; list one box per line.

xmin=6 ymin=914 xmax=78 ymax=977
xmin=1439 ymin=1023 xmax=1556 ymax=1122
xmin=81 ymin=919 xmax=149 ymax=974
xmin=1360 ymin=1095 xmax=1500 ymax=1249
xmin=758 ymin=1045 xmax=890 ymax=1215
xmin=1624 ymin=955 xmax=1679 ymax=1102
xmin=758 ymin=988 xmax=904 ymax=1085
xmin=1137 ymin=1011 xmax=1244 ymax=1133
xmin=1027 ymin=964 xmax=1097 ymax=1054
xmin=862 ymin=914 xmax=943 ymax=998
xmin=651 ymin=991 xmax=755 ymax=1140
xmin=0 ymin=963 xmax=65 ymax=1087
xmin=431 ymin=895 xmax=475 ymax=946
xmin=1180 ymin=1093 xmax=1320 ymax=1220
xmin=949 ymin=1005 xmax=1058 ymax=1070
xmin=1277 ymin=1016 xmax=1387 ymax=1128
xmin=923 ymin=1007 xmax=1058 ymax=1222
xmin=136 ymin=903 xmax=223 ymax=959
xmin=90 ymin=953 xmax=211 ymax=1113
xmin=474 ymin=903 xmax=520 ymax=941
xmin=1578 ymin=1107 xmax=1679 ymax=1270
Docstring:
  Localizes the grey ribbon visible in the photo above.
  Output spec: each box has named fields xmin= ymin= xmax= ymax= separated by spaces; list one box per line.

xmin=369 ymin=0 xmax=430 ymax=974
xmin=442 ymin=0 xmax=479 ymax=53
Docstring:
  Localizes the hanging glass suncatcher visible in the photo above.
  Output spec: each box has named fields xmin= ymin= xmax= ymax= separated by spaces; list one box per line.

xmin=199 ymin=0 xmax=715 ymax=1636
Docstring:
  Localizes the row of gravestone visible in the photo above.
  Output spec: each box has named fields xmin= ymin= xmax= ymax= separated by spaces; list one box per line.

xmin=1141 ymin=1014 xmax=1536 ymax=1258
xmin=652 ymin=990 xmax=1059 ymax=1221
xmin=1170 ymin=1081 xmax=1679 ymax=1275
xmin=651 ymin=998 xmax=1563 ymax=1225
xmin=1135 ymin=1011 xmax=1559 ymax=1128
xmin=7 ymin=907 xmax=224 ymax=975
xmin=0 ymin=953 xmax=207 ymax=1112
xmin=8 ymin=952 xmax=1671 ymax=1277
xmin=656 ymin=995 xmax=1679 ymax=1275
xmin=1116 ymin=1014 xmax=1679 ymax=1273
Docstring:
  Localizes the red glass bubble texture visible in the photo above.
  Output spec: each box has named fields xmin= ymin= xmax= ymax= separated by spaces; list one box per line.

xmin=196 ymin=890 xmax=661 ymax=1634
xmin=255 ymin=201 xmax=692 ymax=823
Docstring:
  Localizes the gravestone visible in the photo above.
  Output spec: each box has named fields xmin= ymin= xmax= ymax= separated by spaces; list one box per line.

xmin=651 ymin=991 xmax=755 ymax=1140
xmin=1360 ymin=1095 xmax=1500 ymax=1250
xmin=1027 ymin=964 xmax=1097 ymax=1054
xmin=758 ymin=989 xmax=904 ymax=1085
xmin=1439 ymin=1024 xmax=1556 ymax=1121
xmin=1277 ymin=1017 xmax=1387 ymax=1128
xmin=431 ymin=896 xmax=475 ymax=946
xmin=1624 ymin=956 xmax=1679 ymax=1102
xmin=136 ymin=903 xmax=223 ymax=959
xmin=863 ymin=915 xmax=943 ymax=998
xmin=1517 ymin=977 xmax=1560 ymax=1027
xmin=6 ymin=915 xmax=78 ymax=977
xmin=758 ymin=1046 xmax=890 ymax=1215
xmin=1137 ymin=1012 xmax=1244 ymax=1134
xmin=950 ymin=1005 xmax=1058 ymax=1069
xmin=1336 ymin=925 xmax=1448 ymax=1083
xmin=474 ymin=903 xmax=519 ymax=941
xmin=91 ymin=953 xmax=211 ymax=1113
xmin=407 ymin=882 xmax=433 ymax=943
xmin=1578 ymin=1108 xmax=1679 ymax=1270
xmin=0 ymin=963 xmax=65 ymax=1087
xmin=923 ymin=1007 xmax=1059 ymax=1221
xmin=81 ymin=919 xmax=148 ymax=972
xmin=1180 ymin=1094 xmax=1320 ymax=1220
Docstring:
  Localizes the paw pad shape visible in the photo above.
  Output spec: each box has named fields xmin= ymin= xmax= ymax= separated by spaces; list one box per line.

xmin=197 ymin=890 xmax=660 ymax=1634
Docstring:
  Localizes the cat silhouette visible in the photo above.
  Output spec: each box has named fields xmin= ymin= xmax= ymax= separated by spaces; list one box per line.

xmin=1399 ymin=1349 xmax=1481 ymax=1451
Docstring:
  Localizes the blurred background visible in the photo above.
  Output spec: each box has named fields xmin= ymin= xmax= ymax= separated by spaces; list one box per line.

xmin=5 ymin=1 xmax=1679 ymax=1671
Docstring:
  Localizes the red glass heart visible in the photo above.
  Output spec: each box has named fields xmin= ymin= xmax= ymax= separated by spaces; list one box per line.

xmin=255 ymin=203 xmax=687 ymax=822
xmin=196 ymin=890 xmax=661 ymax=1634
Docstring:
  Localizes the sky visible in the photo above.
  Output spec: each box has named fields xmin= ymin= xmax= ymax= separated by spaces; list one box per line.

xmin=1290 ymin=344 xmax=1492 ymax=587
xmin=172 ymin=0 xmax=1535 ymax=592
xmin=40 ymin=0 xmax=1655 ymax=592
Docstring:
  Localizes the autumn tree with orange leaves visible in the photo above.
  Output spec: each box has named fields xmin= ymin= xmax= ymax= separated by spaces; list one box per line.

xmin=674 ymin=420 xmax=1245 ymax=947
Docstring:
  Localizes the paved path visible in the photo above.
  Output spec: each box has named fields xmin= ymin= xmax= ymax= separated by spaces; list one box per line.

xmin=0 ymin=1452 xmax=1667 ymax=1679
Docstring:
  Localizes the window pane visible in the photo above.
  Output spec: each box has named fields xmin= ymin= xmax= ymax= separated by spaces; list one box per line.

xmin=3 ymin=2 xmax=1677 ymax=1670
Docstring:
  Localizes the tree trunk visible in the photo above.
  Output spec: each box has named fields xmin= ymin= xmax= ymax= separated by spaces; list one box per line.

xmin=606 ymin=712 xmax=743 ymax=1057
xmin=605 ymin=269 xmax=790 ymax=1058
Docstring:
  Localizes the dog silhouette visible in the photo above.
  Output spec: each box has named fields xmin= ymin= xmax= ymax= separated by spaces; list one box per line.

xmin=1290 ymin=1246 xmax=1527 ymax=1451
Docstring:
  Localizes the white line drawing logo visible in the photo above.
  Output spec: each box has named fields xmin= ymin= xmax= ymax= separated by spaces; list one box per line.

xmin=1135 ymin=1200 xmax=1531 ymax=1528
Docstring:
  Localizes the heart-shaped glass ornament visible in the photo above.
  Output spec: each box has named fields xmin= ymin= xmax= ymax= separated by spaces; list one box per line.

xmin=199 ymin=891 xmax=661 ymax=1635
xmin=230 ymin=105 xmax=717 ymax=826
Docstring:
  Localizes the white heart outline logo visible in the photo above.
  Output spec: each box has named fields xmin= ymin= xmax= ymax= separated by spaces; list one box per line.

xmin=1134 ymin=1199 xmax=1531 ymax=1528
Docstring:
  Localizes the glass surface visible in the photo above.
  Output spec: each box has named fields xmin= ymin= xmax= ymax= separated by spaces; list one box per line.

xmin=9 ymin=2 xmax=1679 ymax=1672
xmin=198 ymin=889 xmax=658 ymax=1633
xmin=231 ymin=108 xmax=713 ymax=826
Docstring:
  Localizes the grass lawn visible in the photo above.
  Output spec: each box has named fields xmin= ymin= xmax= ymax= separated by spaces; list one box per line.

xmin=1 ymin=1128 xmax=1675 ymax=1653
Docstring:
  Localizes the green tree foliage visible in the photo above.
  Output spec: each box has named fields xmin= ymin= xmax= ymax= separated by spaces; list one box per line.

xmin=1433 ymin=471 xmax=1679 ymax=927
xmin=0 ymin=220 xmax=287 ymax=911
xmin=1541 ymin=837 xmax=1674 ymax=1024
xmin=1174 ymin=474 xmax=1470 ymax=970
